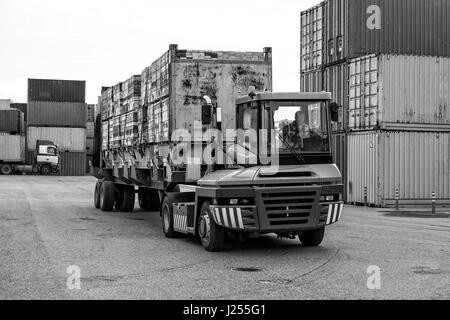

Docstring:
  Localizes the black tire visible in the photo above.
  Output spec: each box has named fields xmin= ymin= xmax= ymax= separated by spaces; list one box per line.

xmin=138 ymin=188 xmax=160 ymax=211
xmin=198 ymin=201 xmax=225 ymax=252
xmin=1 ymin=164 xmax=12 ymax=175
xmin=117 ymin=186 xmax=135 ymax=212
xmin=94 ymin=179 xmax=103 ymax=209
xmin=40 ymin=164 xmax=52 ymax=176
xmin=100 ymin=181 xmax=115 ymax=212
xmin=299 ymin=228 xmax=325 ymax=247
xmin=161 ymin=196 xmax=176 ymax=238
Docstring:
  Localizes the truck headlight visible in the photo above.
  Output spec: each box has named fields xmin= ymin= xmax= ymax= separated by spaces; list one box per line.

xmin=230 ymin=199 xmax=238 ymax=205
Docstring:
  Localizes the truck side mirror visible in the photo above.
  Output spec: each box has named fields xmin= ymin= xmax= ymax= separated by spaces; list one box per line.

xmin=330 ymin=102 xmax=340 ymax=122
xmin=202 ymin=104 xmax=212 ymax=125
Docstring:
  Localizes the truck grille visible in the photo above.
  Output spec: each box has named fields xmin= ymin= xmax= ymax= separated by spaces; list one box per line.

xmin=261 ymin=191 xmax=317 ymax=226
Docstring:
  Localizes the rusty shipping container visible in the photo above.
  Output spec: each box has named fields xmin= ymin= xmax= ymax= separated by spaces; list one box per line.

xmin=28 ymin=101 xmax=87 ymax=128
xmin=300 ymin=69 xmax=323 ymax=93
xmin=27 ymin=127 xmax=87 ymax=152
xmin=347 ymin=130 xmax=450 ymax=207
xmin=10 ymin=103 xmax=27 ymax=122
xmin=348 ymin=54 xmax=450 ymax=131
xmin=0 ymin=109 xmax=24 ymax=133
xmin=0 ymin=135 xmax=26 ymax=162
xmin=152 ymin=45 xmax=272 ymax=143
xmin=28 ymin=79 xmax=86 ymax=103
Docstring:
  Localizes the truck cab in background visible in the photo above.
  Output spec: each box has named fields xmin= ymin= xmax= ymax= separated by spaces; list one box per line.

xmin=94 ymin=91 xmax=344 ymax=252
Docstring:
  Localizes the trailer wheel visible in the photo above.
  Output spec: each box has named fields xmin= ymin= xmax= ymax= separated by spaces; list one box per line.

xmin=94 ymin=179 xmax=104 ymax=209
xmin=299 ymin=227 xmax=325 ymax=247
xmin=1 ymin=164 xmax=12 ymax=175
xmin=161 ymin=196 xmax=176 ymax=238
xmin=116 ymin=186 xmax=135 ymax=212
xmin=198 ymin=201 xmax=225 ymax=252
xmin=100 ymin=181 xmax=115 ymax=212
xmin=138 ymin=188 xmax=160 ymax=211
xmin=40 ymin=164 xmax=52 ymax=176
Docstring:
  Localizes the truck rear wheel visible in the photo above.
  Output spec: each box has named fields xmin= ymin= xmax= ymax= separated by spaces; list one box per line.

xmin=115 ymin=186 xmax=135 ymax=212
xmin=1 ymin=164 xmax=12 ymax=175
xmin=138 ymin=188 xmax=160 ymax=211
xmin=40 ymin=164 xmax=52 ymax=176
xmin=100 ymin=181 xmax=115 ymax=212
xmin=299 ymin=228 xmax=325 ymax=247
xmin=94 ymin=179 xmax=103 ymax=209
xmin=198 ymin=201 xmax=225 ymax=252
xmin=161 ymin=196 xmax=176 ymax=238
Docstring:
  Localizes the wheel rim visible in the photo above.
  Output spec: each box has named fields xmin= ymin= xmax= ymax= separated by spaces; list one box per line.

xmin=163 ymin=204 xmax=170 ymax=233
xmin=42 ymin=166 xmax=50 ymax=175
xmin=2 ymin=166 xmax=11 ymax=175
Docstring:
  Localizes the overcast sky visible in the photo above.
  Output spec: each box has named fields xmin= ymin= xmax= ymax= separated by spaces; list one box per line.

xmin=0 ymin=0 xmax=319 ymax=104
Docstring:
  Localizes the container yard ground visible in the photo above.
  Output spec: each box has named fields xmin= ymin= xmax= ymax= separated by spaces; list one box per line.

xmin=0 ymin=176 xmax=449 ymax=300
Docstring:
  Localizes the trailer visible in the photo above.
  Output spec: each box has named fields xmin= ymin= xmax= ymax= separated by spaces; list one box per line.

xmin=94 ymin=45 xmax=344 ymax=251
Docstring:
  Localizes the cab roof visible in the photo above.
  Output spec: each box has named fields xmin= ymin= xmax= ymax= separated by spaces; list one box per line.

xmin=236 ymin=92 xmax=332 ymax=105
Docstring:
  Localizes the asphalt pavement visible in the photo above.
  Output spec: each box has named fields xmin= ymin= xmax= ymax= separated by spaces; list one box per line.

xmin=0 ymin=176 xmax=449 ymax=300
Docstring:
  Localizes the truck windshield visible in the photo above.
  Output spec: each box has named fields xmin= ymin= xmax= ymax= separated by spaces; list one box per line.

xmin=269 ymin=102 xmax=330 ymax=154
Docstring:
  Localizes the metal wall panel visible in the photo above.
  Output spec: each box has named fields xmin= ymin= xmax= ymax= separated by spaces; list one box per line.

xmin=349 ymin=54 xmax=450 ymax=130
xmin=10 ymin=103 xmax=27 ymax=122
xmin=86 ymin=122 xmax=95 ymax=138
xmin=347 ymin=131 xmax=450 ymax=206
xmin=0 ymin=135 xmax=25 ymax=162
xmin=28 ymin=79 xmax=86 ymax=103
xmin=27 ymin=127 xmax=86 ymax=152
xmin=0 ymin=109 xmax=24 ymax=133
xmin=59 ymin=151 xmax=86 ymax=176
xmin=86 ymin=137 xmax=95 ymax=155
xmin=300 ymin=2 xmax=325 ymax=72
xmin=27 ymin=101 xmax=87 ymax=128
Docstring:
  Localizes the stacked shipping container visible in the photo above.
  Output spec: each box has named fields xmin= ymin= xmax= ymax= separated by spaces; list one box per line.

xmin=100 ymin=45 xmax=273 ymax=160
xmin=27 ymin=79 xmax=87 ymax=176
xmin=300 ymin=0 xmax=450 ymax=206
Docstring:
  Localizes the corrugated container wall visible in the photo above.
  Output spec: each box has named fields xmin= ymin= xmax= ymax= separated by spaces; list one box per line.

xmin=10 ymin=103 xmax=27 ymax=122
xmin=300 ymin=2 xmax=325 ymax=72
xmin=27 ymin=101 xmax=87 ymax=128
xmin=0 ymin=135 xmax=25 ymax=162
xmin=28 ymin=79 xmax=86 ymax=103
xmin=325 ymin=0 xmax=450 ymax=65
xmin=300 ymin=69 xmax=323 ymax=93
xmin=331 ymin=132 xmax=348 ymax=202
xmin=347 ymin=131 xmax=450 ymax=206
xmin=27 ymin=127 xmax=86 ymax=152
xmin=0 ymin=109 xmax=24 ymax=133
xmin=324 ymin=62 xmax=348 ymax=131
xmin=348 ymin=54 xmax=450 ymax=131
xmin=59 ymin=152 xmax=86 ymax=176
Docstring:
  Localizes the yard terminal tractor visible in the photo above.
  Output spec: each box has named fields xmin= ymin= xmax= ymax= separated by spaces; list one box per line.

xmin=94 ymin=90 xmax=344 ymax=251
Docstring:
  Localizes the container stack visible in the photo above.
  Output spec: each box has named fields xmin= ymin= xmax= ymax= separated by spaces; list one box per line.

xmin=27 ymin=79 xmax=87 ymax=176
xmin=300 ymin=0 xmax=450 ymax=206
xmin=100 ymin=76 xmax=141 ymax=153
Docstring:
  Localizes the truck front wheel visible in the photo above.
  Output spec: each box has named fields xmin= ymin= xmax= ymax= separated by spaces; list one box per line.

xmin=198 ymin=201 xmax=225 ymax=252
xmin=299 ymin=228 xmax=325 ymax=247
xmin=161 ymin=196 xmax=176 ymax=238
xmin=100 ymin=181 xmax=115 ymax=212
xmin=40 ymin=164 xmax=52 ymax=176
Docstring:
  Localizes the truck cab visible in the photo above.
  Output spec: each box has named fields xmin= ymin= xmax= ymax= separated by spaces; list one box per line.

xmin=192 ymin=92 xmax=344 ymax=250
xmin=35 ymin=140 xmax=60 ymax=175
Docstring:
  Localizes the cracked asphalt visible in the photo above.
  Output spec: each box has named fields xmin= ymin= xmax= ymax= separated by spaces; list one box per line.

xmin=0 ymin=176 xmax=449 ymax=300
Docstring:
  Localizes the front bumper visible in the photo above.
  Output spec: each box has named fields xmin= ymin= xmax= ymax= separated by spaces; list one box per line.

xmin=210 ymin=185 xmax=344 ymax=233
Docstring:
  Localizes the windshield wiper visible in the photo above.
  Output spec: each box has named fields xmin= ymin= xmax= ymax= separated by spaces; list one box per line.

xmin=276 ymin=132 xmax=307 ymax=165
